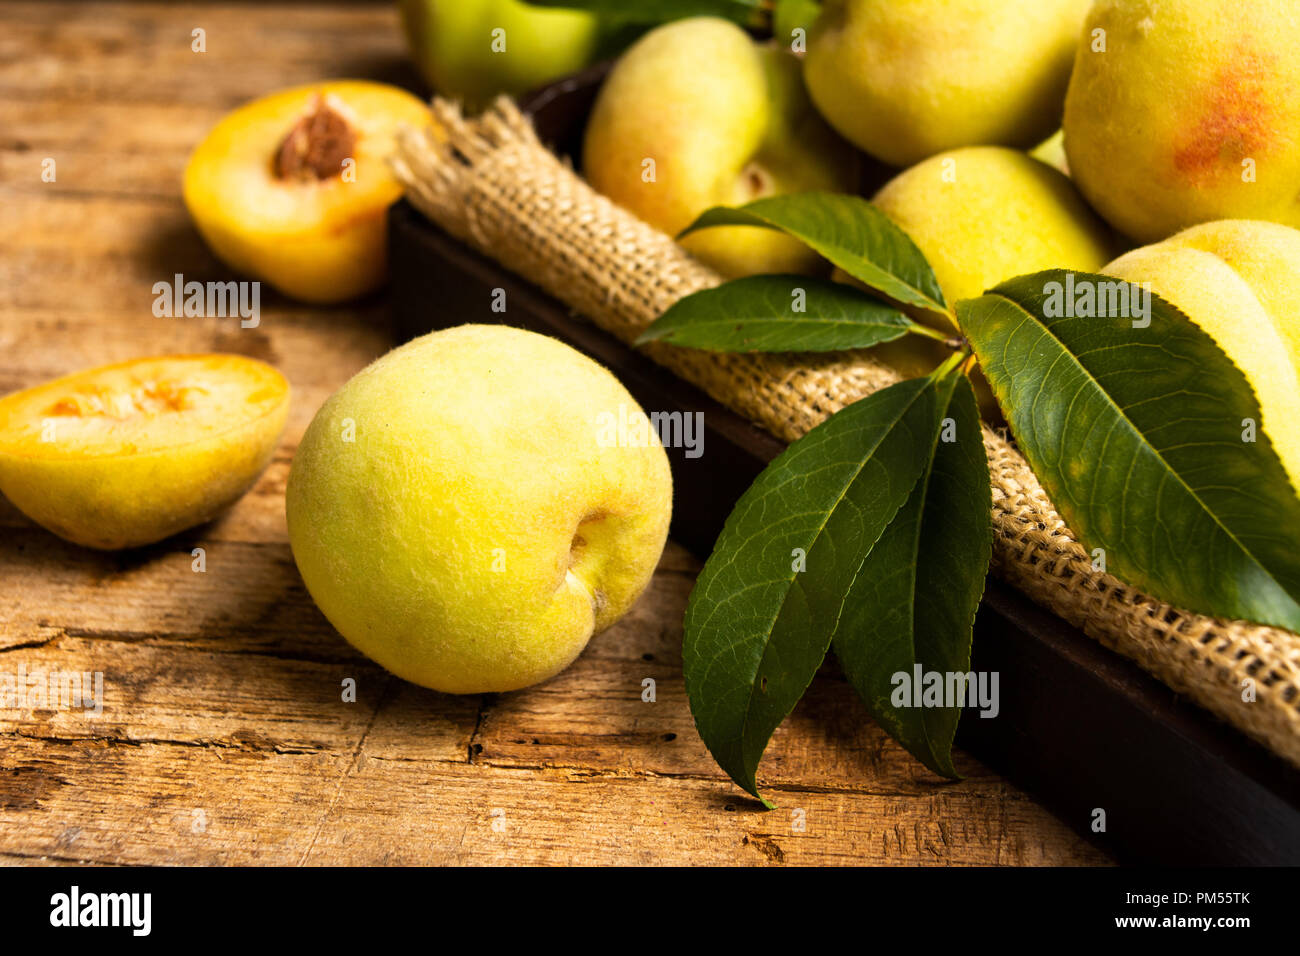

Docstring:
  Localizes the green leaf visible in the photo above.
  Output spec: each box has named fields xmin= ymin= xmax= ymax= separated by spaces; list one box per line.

xmin=960 ymin=270 xmax=1300 ymax=632
xmin=683 ymin=376 xmax=948 ymax=806
xmin=679 ymin=194 xmax=950 ymax=321
xmin=519 ymin=0 xmax=762 ymax=26
xmin=832 ymin=373 xmax=992 ymax=778
xmin=636 ymin=275 xmax=913 ymax=352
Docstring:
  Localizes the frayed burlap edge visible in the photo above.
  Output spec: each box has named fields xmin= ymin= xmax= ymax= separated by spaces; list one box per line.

xmin=392 ymin=98 xmax=1300 ymax=768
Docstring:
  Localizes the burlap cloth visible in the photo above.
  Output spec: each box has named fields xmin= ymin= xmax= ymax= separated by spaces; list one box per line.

xmin=392 ymin=98 xmax=1300 ymax=768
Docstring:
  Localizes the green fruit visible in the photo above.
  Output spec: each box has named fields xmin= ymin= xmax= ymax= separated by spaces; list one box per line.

xmin=582 ymin=16 xmax=857 ymax=278
xmin=804 ymin=0 xmax=1091 ymax=168
xmin=871 ymin=146 xmax=1116 ymax=331
xmin=399 ymin=0 xmax=601 ymax=113
xmin=286 ymin=325 xmax=673 ymax=694
xmin=1104 ymin=220 xmax=1300 ymax=490
xmin=1064 ymin=0 xmax=1300 ymax=243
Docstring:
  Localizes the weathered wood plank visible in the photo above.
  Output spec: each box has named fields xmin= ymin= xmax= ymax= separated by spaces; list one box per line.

xmin=0 ymin=734 xmax=1105 ymax=866
xmin=0 ymin=2 xmax=424 ymax=108
xmin=0 ymin=306 xmax=393 ymax=398
xmin=0 ymin=635 xmax=467 ymax=756
xmin=0 ymin=531 xmax=1101 ymax=862
xmin=0 ymin=736 xmax=352 ymax=865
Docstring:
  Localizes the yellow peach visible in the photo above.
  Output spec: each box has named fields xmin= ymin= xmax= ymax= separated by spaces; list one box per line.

xmin=582 ymin=17 xmax=857 ymax=278
xmin=871 ymin=147 xmax=1117 ymax=332
xmin=286 ymin=325 xmax=673 ymax=694
xmin=1064 ymin=0 xmax=1300 ymax=242
xmin=805 ymin=0 xmax=1091 ymax=167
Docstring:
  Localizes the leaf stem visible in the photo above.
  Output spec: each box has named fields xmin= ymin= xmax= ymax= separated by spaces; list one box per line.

xmin=907 ymin=321 xmax=973 ymax=359
xmin=904 ymin=320 xmax=954 ymax=344
xmin=930 ymin=349 xmax=967 ymax=381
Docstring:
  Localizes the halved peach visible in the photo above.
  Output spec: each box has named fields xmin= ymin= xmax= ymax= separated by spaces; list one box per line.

xmin=183 ymin=81 xmax=432 ymax=304
xmin=0 ymin=355 xmax=289 ymax=549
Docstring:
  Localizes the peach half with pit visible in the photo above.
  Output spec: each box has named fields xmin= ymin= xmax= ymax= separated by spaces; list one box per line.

xmin=183 ymin=81 xmax=432 ymax=304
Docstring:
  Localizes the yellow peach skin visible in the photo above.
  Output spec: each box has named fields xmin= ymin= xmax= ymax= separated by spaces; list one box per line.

xmin=184 ymin=81 xmax=432 ymax=304
xmin=804 ymin=0 xmax=1092 ymax=168
xmin=582 ymin=17 xmax=857 ymax=278
xmin=1104 ymin=220 xmax=1300 ymax=492
xmin=860 ymin=147 xmax=1116 ymax=421
xmin=0 ymin=355 xmax=289 ymax=549
xmin=1030 ymin=129 xmax=1070 ymax=177
xmin=286 ymin=325 xmax=673 ymax=694
xmin=871 ymin=147 xmax=1118 ymax=332
xmin=1064 ymin=0 xmax=1300 ymax=242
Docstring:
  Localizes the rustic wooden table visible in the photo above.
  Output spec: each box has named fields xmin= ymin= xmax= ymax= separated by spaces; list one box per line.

xmin=0 ymin=1 xmax=1106 ymax=865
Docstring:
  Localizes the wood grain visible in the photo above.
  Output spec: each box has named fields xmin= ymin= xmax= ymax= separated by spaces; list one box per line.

xmin=0 ymin=1 xmax=1107 ymax=865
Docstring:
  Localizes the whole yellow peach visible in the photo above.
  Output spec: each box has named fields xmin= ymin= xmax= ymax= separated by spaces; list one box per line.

xmin=583 ymin=17 xmax=857 ymax=278
xmin=286 ymin=325 xmax=673 ymax=694
xmin=1064 ymin=0 xmax=1300 ymax=242
xmin=804 ymin=0 xmax=1091 ymax=168
xmin=871 ymin=147 xmax=1117 ymax=333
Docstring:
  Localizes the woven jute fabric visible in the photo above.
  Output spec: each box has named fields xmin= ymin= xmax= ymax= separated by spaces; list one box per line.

xmin=392 ymin=98 xmax=1300 ymax=767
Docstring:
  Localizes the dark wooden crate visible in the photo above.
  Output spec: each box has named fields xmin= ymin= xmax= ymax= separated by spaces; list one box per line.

xmin=388 ymin=70 xmax=1300 ymax=866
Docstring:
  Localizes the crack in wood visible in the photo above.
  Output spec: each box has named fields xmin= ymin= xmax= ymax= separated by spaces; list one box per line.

xmin=0 ymin=633 xmax=62 ymax=654
xmin=466 ymin=693 xmax=494 ymax=765
xmin=294 ymin=674 xmax=394 ymax=866
xmin=3 ymin=728 xmax=321 ymax=756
